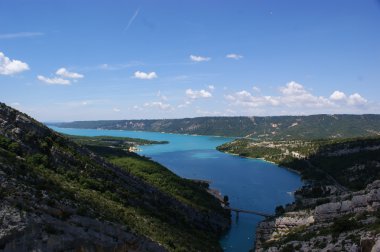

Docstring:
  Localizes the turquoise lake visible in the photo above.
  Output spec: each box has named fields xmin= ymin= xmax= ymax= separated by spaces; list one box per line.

xmin=50 ymin=126 xmax=303 ymax=252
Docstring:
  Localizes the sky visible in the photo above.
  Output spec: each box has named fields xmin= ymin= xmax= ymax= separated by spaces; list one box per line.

xmin=1 ymin=0 xmax=380 ymax=121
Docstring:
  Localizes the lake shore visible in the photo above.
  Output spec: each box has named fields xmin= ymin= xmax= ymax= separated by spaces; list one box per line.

xmin=51 ymin=126 xmax=302 ymax=252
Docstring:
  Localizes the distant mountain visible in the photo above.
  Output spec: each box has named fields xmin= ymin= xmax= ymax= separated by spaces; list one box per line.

xmin=0 ymin=102 xmax=230 ymax=251
xmin=53 ymin=114 xmax=380 ymax=139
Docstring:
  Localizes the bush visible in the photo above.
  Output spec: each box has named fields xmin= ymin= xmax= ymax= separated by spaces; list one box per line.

xmin=275 ymin=205 xmax=285 ymax=216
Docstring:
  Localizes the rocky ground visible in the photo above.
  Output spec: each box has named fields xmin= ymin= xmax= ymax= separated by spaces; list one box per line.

xmin=255 ymin=181 xmax=380 ymax=252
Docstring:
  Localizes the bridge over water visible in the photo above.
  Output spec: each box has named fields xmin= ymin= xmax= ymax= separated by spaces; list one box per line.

xmin=224 ymin=206 xmax=273 ymax=218
xmin=206 ymin=187 xmax=274 ymax=218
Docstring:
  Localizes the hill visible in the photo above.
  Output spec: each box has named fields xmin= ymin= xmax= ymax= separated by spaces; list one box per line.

xmin=0 ymin=102 xmax=230 ymax=252
xmin=217 ymin=137 xmax=380 ymax=191
xmin=53 ymin=114 xmax=380 ymax=139
xmin=216 ymin=137 xmax=380 ymax=251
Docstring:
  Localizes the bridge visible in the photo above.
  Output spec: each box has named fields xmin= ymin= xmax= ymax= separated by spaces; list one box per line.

xmin=206 ymin=188 xmax=273 ymax=218
xmin=224 ymin=206 xmax=273 ymax=218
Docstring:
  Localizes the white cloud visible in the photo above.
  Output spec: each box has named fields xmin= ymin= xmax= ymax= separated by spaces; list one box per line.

xmin=37 ymin=75 xmax=71 ymax=85
xmin=0 ymin=52 xmax=29 ymax=75
xmin=0 ymin=32 xmax=44 ymax=39
xmin=330 ymin=90 xmax=367 ymax=106
xmin=226 ymin=81 xmax=368 ymax=114
xmin=347 ymin=93 xmax=367 ymax=106
xmin=56 ymin=68 xmax=84 ymax=79
xmin=330 ymin=90 xmax=347 ymax=101
xmin=113 ymin=107 xmax=121 ymax=112
xmin=134 ymin=71 xmax=158 ymax=80
xmin=280 ymin=81 xmax=306 ymax=95
xmin=208 ymin=85 xmax=215 ymax=90
xmin=278 ymin=81 xmax=333 ymax=108
xmin=186 ymin=89 xmax=212 ymax=99
xmin=190 ymin=55 xmax=211 ymax=62
xmin=225 ymin=90 xmax=280 ymax=107
xmin=226 ymin=53 xmax=243 ymax=60
xmin=144 ymin=101 xmax=172 ymax=110
xmin=37 ymin=67 xmax=82 ymax=86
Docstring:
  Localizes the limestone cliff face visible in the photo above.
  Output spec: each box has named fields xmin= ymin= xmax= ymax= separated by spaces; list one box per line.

xmin=255 ymin=181 xmax=380 ymax=252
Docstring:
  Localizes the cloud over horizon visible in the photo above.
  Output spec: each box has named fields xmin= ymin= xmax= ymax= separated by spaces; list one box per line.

xmin=144 ymin=101 xmax=172 ymax=110
xmin=225 ymin=81 xmax=369 ymax=114
xmin=186 ymin=89 xmax=212 ymax=99
xmin=330 ymin=91 xmax=367 ymax=106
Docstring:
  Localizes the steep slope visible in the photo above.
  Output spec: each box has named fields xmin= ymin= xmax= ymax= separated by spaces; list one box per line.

xmin=220 ymin=137 xmax=380 ymax=251
xmin=255 ymin=180 xmax=380 ymax=252
xmin=0 ymin=102 xmax=230 ymax=252
xmin=53 ymin=114 xmax=380 ymax=139
xmin=218 ymin=137 xmax=380 ymax=191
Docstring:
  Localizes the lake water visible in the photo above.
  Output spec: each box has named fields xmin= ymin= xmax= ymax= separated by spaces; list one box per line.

xmin=50 ymin=126 xmax=303 ymax=252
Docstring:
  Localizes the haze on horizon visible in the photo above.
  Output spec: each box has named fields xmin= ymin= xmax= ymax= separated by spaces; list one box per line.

xmin=1 ymin=0 xmax=380 ymax=121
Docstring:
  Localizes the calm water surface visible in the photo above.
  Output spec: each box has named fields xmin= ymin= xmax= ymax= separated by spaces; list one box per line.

xmin=50 ymin=126 xmax=302 ymax=252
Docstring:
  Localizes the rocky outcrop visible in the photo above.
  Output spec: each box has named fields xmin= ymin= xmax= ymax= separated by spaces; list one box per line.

xmin=255 ymin=180 xmax=380 ymax=252
xmin=0 ymin=203 xmax=165 ymax=252
xmin=314 ymin=180 xmax=380 ymax=222
xmin=256 ymin=211 xmax=314 ymax=248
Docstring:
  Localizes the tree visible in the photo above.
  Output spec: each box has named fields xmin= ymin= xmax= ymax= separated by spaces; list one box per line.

xmin=275 ymin=205 xmax=285 ymax=216
xmin=223 ymin=195 xmax=229 ymax=206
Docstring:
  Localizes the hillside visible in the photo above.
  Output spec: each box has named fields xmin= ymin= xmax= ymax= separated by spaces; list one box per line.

xmin=0 ymin=102 xmax=230 ymax=252
xmin=52 ymin=114 xmax=380 ymax=139
xmin=217 ymin=137 xmax=380 ymax=251
xmin=217 ymin=137 xmax=380 ymax=191
xmin=65 ymin=134 xmax=168 ymax=153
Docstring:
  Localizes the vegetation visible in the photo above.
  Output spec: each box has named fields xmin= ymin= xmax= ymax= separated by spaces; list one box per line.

xmin=66 ymin=134 xmax=168 ymax=149
xmin=52 ymin=114 xmax=380 ymax=139
xmin=217 ymin=137 xmax=380 ymax=191
xmin=66 ymin=134 xmax=168 ymax=158
xmin=66 ymin=134 xmax=223 ymax=212
xmin=259 ymin=212 xmax=380 ymax=251
xmin=0 ymin=102 xmax=230 ymax=252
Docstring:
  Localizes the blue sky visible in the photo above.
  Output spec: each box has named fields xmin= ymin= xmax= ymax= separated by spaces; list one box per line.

xmin=1 ymin=0 xmax=380 ymax=121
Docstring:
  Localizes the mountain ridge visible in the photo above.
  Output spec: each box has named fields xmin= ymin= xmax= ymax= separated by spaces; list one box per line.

xmin=52 ymin=114 xmax=380 ymax=139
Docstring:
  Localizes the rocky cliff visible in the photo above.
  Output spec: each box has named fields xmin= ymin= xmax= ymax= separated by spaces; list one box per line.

xmin=0 ymin=102 xmax=230 ymax=252
xmin=255 ymin=181 xmax=380 ymax=252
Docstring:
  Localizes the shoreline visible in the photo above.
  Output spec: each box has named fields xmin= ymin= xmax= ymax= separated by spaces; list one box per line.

xmin=51 ymin=124 xmax=300 ymax=251
xmin=217 ymin=150 xmax=302 ymax=175
xmin=217 ymin=150 xmax=304 ymax=251
xmin=48 ymin=125 xmax=239 ymax=139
